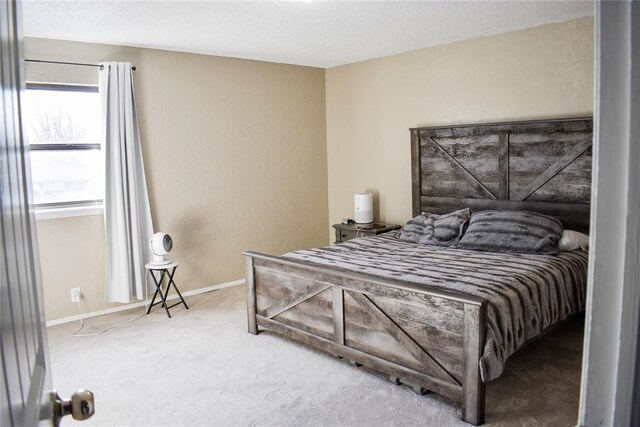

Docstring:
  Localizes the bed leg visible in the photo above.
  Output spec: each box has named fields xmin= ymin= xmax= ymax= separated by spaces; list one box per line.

xmin=390 ymin=377 xmax=431 ymax=395
xmin=462 ymin=378 xmax=485 ymax=425
xmin=245 ymin=256 xmax=258 ymax=335
xmin=461 ymin=303 xmax=486 ymax=426
xmin=412 ymin=385 xmax=430 ymax=396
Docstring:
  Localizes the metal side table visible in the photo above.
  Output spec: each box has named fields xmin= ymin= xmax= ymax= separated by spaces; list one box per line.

xmin=145 ymin=261 xmax=189 ymax=318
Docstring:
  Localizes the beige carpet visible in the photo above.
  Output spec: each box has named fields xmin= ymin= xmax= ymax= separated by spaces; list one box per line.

xmin=47 ymin=285 xmax=584 ymax=427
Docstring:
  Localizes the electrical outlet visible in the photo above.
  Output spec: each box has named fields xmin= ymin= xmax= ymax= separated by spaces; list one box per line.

xmin=71 ymin=287 xmax=81 ymax=303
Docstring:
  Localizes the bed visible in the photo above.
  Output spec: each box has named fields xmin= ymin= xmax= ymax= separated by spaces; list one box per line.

xmin=243 ymin=118 xmax=592 ymax=425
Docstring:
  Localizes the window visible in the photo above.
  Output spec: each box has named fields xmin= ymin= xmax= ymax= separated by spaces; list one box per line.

xmin=23 ymin=84 xmax=103 ymax=210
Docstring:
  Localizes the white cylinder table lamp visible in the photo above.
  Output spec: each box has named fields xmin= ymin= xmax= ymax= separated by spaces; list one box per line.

xmin=354 ymin=193 xmax=373 ymax=224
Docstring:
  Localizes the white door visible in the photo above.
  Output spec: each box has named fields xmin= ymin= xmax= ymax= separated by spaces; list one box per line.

xmin=1 ymin=2 xmax=94 ymax=425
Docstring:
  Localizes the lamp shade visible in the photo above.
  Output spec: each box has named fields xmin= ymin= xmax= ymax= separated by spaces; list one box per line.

xmin=354 ymin=193 xmax=373 ymax=224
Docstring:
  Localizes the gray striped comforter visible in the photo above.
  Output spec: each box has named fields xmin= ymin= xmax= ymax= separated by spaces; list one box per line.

xmin=284 ymin=231 xmax=588 ymax=382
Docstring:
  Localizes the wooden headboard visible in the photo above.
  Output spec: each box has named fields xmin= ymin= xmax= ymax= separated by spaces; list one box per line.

xmin=410 ymin=118 xmax=593 ymax=232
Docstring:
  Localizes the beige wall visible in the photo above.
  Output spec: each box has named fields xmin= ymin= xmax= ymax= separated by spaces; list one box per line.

xmin=26 ymin=38 xmax=329 ymax=321
xmin=31 ymin=17 xmax=594 ymax=321
xmin=325 ymin=18 xmax=594 ymax=238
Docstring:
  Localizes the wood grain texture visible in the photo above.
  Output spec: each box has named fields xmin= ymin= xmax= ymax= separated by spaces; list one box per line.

xmin=273 ymin=292 xmax=335 ymax=340
xmin=511 ymin=137 xmax=592 ymax=201
xmin=411 ymin=129 xmax=422 ymax=216
xmin=348 ymin=291 xmax=460 ymax=385
xmin=498 ymin=132 xmax=509 ymax=200
xmin=343 ymin=293 xmax=464 ymax=381
xmin=428 ymin=137 xmax=498 ymax=200
xmin=245 ymin=256 xmax=257 ymax=335
xmin=368 ymin=292 xmax=465 ymax=335
xmin=257 ymin=281 xmax=331 ymax=319
xmin=417 ymin=118 xmax=592 ymax=137
xmin=462 ymin=303 xmax=487 ymax=426
xmin=254 ymin=266 xmax=318 ymax=312
xmin=332 ymin=287 xmax=345 ymax=345
xmin=413 ymin=118 xmax=593 ymax=232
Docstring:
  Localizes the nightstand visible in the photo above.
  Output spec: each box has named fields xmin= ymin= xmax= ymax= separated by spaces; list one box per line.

xmin=332 ymin=223 xmax=400 ymax=243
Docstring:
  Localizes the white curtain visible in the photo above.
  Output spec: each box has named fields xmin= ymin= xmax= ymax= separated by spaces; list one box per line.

xmin=100 ymin=62 xmax=154 ymax=303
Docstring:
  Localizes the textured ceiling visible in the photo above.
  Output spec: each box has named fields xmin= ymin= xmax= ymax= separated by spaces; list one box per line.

xmin=22 ymin=1 xmax=593 ymax=68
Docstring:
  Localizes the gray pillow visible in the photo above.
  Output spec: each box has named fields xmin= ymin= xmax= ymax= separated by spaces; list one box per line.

xmin=456 ymin=210 xmax=563 ymax=254
xmin=397 ymin=208 xmax=471 ymax=246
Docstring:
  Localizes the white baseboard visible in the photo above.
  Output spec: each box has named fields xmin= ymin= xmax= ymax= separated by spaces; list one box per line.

xmin=45 ymin=279 xmax=245 ymax=327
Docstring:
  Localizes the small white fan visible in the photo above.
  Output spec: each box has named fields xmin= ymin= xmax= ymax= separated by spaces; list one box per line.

xmin=149 ymin=232 xmax=173 ymax=266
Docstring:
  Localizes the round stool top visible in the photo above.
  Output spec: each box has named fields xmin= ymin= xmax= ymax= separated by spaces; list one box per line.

xmin=145 ymin=260 xmax=178 ymax=270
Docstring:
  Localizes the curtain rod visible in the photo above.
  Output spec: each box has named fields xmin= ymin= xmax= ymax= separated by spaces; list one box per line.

xmin=25 ymin=59 xmax=137 ymax=71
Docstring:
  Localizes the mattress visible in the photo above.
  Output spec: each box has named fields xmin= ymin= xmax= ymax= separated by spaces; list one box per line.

xmin=284 ymin=231 xmax=589 ymax=382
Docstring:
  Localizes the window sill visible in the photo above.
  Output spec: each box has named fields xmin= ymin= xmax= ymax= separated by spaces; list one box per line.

xmin=34 ymin=204 xmax=103 ymax=220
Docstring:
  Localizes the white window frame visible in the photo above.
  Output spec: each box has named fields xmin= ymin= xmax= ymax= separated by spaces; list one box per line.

xmin=25 ymin=83 xmax=104 ymax=220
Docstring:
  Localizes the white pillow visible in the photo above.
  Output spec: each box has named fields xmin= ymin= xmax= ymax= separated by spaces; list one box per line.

xmin=558 ymin=230 xmax=590 ymax=251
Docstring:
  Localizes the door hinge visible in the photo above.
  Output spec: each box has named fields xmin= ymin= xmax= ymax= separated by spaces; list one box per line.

xmin=51 ymin=389 xmax=95 ymax=426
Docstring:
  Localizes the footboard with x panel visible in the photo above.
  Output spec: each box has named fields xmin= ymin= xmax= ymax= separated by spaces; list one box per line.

xmin=244 ymin=252 xmax=488 ymax=425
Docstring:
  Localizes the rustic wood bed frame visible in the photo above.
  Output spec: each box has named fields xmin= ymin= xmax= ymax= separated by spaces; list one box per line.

xmin=244 ymin=118 xmax=592 ymax=425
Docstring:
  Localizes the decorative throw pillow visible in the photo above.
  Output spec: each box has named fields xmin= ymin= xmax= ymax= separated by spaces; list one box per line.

xmin=456 ymin=210 xmax=564 ymax=254
xmin=558 ymin=230 xmax=589 ymax=251
xmin=397 ymin=208 xmax=471 ymax=246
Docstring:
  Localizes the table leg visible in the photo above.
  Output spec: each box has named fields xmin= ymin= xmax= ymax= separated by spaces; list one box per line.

xmin=158 ymin=275 xmax=172 ymax=318
xmin=158 ymin=270 xmax=166 ymax=307
xmin=146 ymin=270 xmax=162 ymax=315
xmin=167 ymin=267 xmax=189 ymax=310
